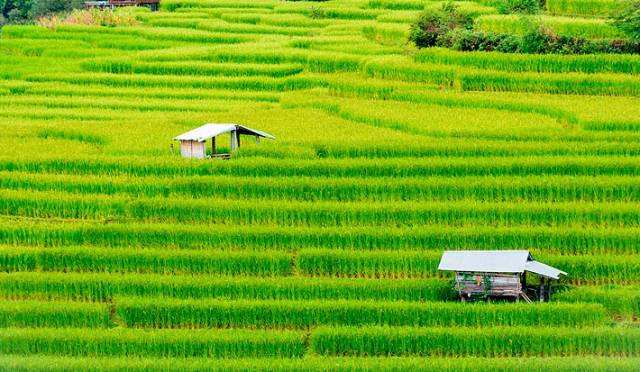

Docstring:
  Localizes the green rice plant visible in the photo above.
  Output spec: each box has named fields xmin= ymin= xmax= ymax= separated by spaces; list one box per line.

xmin=259 ymin=13 xmax=332 ymax=28
xmin=145 ymin=18 xmax=315 ymax=36
xmin=546 ymin=0 xmax=629 ymax=17
xmin=299 ymin=249 xmax=640 ymax=283
xmin=367 ymin=0 xmax=427 ymax=10
xmin=306 ymin=138 xmax=640 ymax=157
xmin=363 ymin=56 xmax=640 ymax=96
xmin=5 ymin=188 xmax=640 ymax=228
xmin=0 ymin=327 xmax=306 ymax=358
xmin=0 ymin=246 xmax=293 ymax=276
xmin=554 ymin=285 xmax=640 ymax=319
xmin=1 ymin=219 xmax=639 ymax=254
xmin=297 ymin=249 xmax=441 ymax=278
xmin=36 ymin=129 xmax=106 ymax=145
xmin=459 ymin=70 xmax=640 ymax=96
xmin=1 ymin=355 xmax=640 ymax=372
xmin=376 ymin=10 xmax=422 ymax=24
xmin=25 ymin=72 xmax=328 ymax=92
xmin=146 ymin=47 xmax=364 ymax=73
xmin=116 ymin=297 xmax=607 ymax=329
xmin=475 ymin=15 xmax=625 ymax=39
xmin=362 ymin=57 xmax=457 ymax=86
xmin=3 ymin=156 xmax=639 ymax=178
xmin=3 ymin=25 xmax=251 ymax=45
xmin=23 ymin=82 xmax=281 ymax=102
xmin=541 ymin=254 xmax=640 ymax=284
xmin=0 ymin=272 xmax=450 ymax=302
xmin=583 ymin=120 xmax=640 ymax=131
xmin=0 ymin=95 xmax=246 ymax=114
xmin=161 ymin=0 xmax=277 ymax=12
xmin=3 ymin=171 xmax=640 ymax=203
xmin=415 ymin=48 xmax=640 ymax=74
xmin=310 ymin=326 xmax=640 ymax=356
xmin=82 ymin=60 xmax=304 ymax=78
xmin=0 ymin=299 xmax=111 ymax=328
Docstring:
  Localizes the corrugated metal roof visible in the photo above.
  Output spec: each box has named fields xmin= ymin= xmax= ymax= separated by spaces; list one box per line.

xmin=525 ymin=260 xmax=567 ymax=280
xmin=438 ymin=250 xmax=531 ymax=273
xmin=438 ymin=250 xmax=566 ymax=279
xmin=174 ymin=124 xmax=275 ymax=142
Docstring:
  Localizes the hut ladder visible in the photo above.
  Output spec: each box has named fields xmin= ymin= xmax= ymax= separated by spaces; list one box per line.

xmin=519 ymin=291 xmax=532 ymax=303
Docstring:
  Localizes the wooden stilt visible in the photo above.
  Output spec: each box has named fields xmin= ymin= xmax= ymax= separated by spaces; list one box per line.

xmin=230 ymin=130 xmax=238 ymax=151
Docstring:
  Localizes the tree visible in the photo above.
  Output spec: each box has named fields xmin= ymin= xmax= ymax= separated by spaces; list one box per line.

xmin=1 ymin=0 xmax=34 ymax=22
xmin=32 ymin=0 xmax=75 ymax=18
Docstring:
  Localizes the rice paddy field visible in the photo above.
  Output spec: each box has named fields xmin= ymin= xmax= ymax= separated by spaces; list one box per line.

xmin=0 ymin=0 xmax=640 ymax=370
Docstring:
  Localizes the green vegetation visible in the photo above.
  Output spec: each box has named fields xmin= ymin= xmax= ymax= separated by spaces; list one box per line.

xmin=116 ymin=297 xmax=607 ymax=328
xmin=611 ymin=1 xmax=640 ymax=40
xmin=2 ymin=355 xmax=640 ymax=372
xmin=0 ymin=328 xmax=306 ymax=358
xmin=409 ymin=1 xmax=640 ymax=54
xmin=0 ymin=0 xmax=638 ymax=368
xmin=311 ymin=326 xmax=640 ymax=356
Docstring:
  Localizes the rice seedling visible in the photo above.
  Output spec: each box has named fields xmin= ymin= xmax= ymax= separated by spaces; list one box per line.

xmin=475 ymin=15 xmax=625 ymax=39
xmin=0 ymin=246 xmax=293 ymax=276
xmin=310 ymin=326 xmax=640 ymax=356
xmin=546 ymin=0 xmax=627 ymax=17
xmin=458 ymin=70 xmax=640 ymax=96
xmin=161 ymin=0 xmax=277 ymax=12
xmin=367 ymin=0 xmax=427 ymax=10
xmin=297 ymin=249 xmax=640 ymax=283
xmin=1 ymin=355 xmax=640 ymax=372
xmin=2 ymin=156 xmax=639 ymax=178
xmin=415 ymin=48 xmax=640 ymax=74
xmin=82 ymin=60 xmax=304 ymax=78
xmin=116 ymin=297 xmax=607 ymax=329
xmin=553 ymin=285 xmax=640 ymax=319
xmin=0 ymin=327 xmax=306 ymax=358
xmin=3 ymin=171 xmax=640 ymax=203
xmin=0 ymin=272 xmax=450 ymax=302
xmin=5 ymin=187 xmax=640 ymax=228
xmin=0 ymin=299 xmax=111 ymax=328
xmin=1 ymin=218 xmax=639 ymax=253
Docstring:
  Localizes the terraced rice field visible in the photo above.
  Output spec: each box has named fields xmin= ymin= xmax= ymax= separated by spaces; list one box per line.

xmin=1 ymin=0 xmax=640 ymax=369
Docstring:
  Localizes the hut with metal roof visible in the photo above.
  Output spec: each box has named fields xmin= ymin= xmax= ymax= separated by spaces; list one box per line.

xmin=173 ymin=123 xmax=275 ymax=159
xmin=438 ymin=250 xmax=566 ymax=302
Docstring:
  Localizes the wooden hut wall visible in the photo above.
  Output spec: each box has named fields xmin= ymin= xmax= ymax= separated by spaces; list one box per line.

xmin=455 ymin=272 xmax=521 ymax=297
xmin=180 ymin=140 xmax=206 ymax=159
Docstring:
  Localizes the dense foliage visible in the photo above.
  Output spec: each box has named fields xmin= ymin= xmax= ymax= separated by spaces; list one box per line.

xmin=411 ymin=13 xmax=640 ymax=53
xmin=0 ymin=0 xmax=82 ymax=23
xmin=410 ymin=1 xmax=640 ymax=54
xmin=497 ymin=0 xmax=541 ymax=14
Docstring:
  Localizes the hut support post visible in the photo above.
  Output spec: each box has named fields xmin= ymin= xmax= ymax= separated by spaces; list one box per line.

xmin=539 ymin=277 xmax=546 ymax=302
xmin=211 ymin=136 xmax=216 ymax=155
xmin=230 ymin=130 xmax=238 ymax=151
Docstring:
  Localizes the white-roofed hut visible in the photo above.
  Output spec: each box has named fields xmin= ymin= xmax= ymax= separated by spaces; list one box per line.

xmin=173 ymin=123 xmax=275 ymax=159
xmin=438 ymin=250 xmax=566 ymax=303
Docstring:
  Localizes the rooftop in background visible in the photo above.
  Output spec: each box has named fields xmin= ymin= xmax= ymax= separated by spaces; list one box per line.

xmin=438 ymin=250 xmax=567 ymax=280
xmin=174 ymin=124 xmax=276 ymax=143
